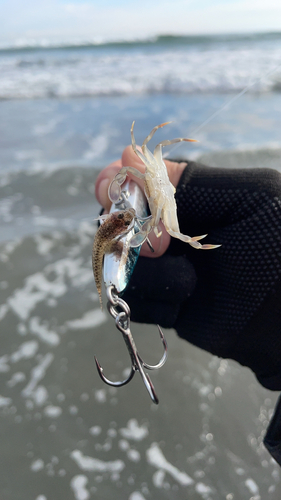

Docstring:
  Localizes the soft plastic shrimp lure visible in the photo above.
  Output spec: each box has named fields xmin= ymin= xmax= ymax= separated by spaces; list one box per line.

xmin=109 ymin=121 xmax=220 ymax=251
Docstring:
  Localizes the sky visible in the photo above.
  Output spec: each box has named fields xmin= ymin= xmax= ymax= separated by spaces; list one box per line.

xmin=1 ymin=0 xmax=281 ymax=44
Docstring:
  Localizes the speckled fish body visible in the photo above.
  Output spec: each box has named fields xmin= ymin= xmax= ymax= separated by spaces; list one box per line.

xmin=103 ymin=180 xmax=149 ymax=295
xmin=92 ymin=208 xmax=135 ymax=309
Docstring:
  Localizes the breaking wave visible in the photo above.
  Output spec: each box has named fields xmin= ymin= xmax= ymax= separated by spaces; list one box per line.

xmin=1 ymin=32 xmax=281 ymax=99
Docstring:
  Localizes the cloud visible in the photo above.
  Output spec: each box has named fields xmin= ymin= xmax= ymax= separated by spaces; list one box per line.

xmin=1 ymin=0 xmax=281 ymax=43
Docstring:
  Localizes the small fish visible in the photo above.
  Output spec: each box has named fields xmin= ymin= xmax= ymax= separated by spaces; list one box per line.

xmin=92 ymin=208 xmax=136 ymax=309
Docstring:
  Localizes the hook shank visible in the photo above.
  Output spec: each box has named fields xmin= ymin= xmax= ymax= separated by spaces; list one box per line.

xmin=94 ymin=286 xmax=168 ymax=404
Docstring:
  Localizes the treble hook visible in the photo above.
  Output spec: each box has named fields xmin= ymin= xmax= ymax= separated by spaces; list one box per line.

xmin=94 ymin=286 xmax=168 ymax=404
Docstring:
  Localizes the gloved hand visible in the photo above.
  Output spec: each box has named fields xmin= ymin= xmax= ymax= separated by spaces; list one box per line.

xmin=96 ymin=144 xmax=281 ymax=464
xmin=96 ymin=145 xmax=281 ymax=391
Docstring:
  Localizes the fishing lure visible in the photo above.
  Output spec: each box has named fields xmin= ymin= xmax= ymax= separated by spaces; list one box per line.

xmin=93 ymin=180 xmax=167 ymax=404
xmin=109 ymin=121 xmax=220 ymax=250
xmin=92 ymin=207 xmax=136 ymax=309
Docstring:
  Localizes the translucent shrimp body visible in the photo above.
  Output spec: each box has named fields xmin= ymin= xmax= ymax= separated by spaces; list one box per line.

xmin=109 ymin=122 xmax=220 ymax=250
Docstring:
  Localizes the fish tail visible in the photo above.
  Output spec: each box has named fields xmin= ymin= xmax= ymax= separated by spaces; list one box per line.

xmin=98 ymin=290 xmax=103 ymax=311
xmin=92 ymin=239 xmax=104 ymax=311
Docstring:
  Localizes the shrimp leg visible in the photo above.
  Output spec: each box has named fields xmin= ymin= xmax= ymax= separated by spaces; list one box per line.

xmin=108 ymin=166 xmax=145 ymax=203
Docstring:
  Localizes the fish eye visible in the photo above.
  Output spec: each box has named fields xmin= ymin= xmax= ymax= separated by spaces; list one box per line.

xmin=124 ymin=220 xmax=130 ymax=226
xmin=117 ymin=213 xmax=124 ymax=219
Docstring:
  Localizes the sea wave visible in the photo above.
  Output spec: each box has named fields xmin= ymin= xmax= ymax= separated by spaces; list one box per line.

xmin=0 ymin=145 xmax=281 ymax=242
xmin=1 ymin=31 xmax=281 ymax=52
xmin=1 ymin=146 xmax=280 ymax=218
xmin=0 ymin=165 xmax=100 ymax=243
xmin=1 ymin=42 xmax=281 ymax=99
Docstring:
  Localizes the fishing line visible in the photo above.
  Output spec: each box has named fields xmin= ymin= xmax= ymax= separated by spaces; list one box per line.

xmin=163 ymin=60 xmax=281 ymax=159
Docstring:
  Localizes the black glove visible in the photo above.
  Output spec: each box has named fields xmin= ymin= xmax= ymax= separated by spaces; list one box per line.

xmin=123 ymin=160 xmax=281 ymax=389
xmin=123 ymin=160 xmax=281 ymax=464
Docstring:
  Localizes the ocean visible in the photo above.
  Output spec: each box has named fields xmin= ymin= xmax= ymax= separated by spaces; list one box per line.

xmin=1 ymin=33 xmax=281 ymax=500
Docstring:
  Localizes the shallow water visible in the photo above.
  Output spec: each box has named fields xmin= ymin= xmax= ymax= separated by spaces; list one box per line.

xmin=1 ymin=93 xmax=281 ymax=174
xmin=1 ymin=145 xmax=281 ymax=499
xmin=1 ymin=215 xmax=280 ymax=500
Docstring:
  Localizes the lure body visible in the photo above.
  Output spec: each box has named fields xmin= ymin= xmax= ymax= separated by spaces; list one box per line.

xmin=103 ymin=180 xmax=150 ymax=294
xmin=92 ymin=208 xmax=135 ymax=308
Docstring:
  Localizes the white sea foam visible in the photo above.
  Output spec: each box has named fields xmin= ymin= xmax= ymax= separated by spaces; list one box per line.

xmin=0 ymin=395 xmax=12 ymax=407
xmin=31 ymin=459 xmax=44 ymax=472
xmin=29 ymin=317 xmax=60 ymax=346
xmin=44 ymin=405 xmax=62 ymax=418
xmin=127 ymin=449 xmax=141 ymax=463
xmin=0 ymin=194 xmax=23 ymax=223
xmin=32 ymin=385 xmax=48 ymax=406
xmin=7 ymin=372 xmax=26 ymax=387
xmin=0 ymin=35 xmax=281 ymax=100
xmin=66 ymin=310 xmax=107 ymax=330
xmin=89 ymin=426 xmax=102 ymax=436
xmin=6 ymin=256 xmax=92 ymax=323
xmin=146 ymin=443 xmax=194 ymax=486
xmin=119 ymin=419 xmax=148 ymax=441
xmin=33 ymin=216 xmax=58 ymax=227
xmin=33 ymin=118 xmax=61 ymax=136
xmin=8 ymin=272 xmax=66 ymax=320
xmin=70 ymin=475 xmax=90 ymax=500
xmin=21 ymin=353 xmax=54 ymax=398
xmin=0 ymin=304 xmax=8 ymax=321
xmin=153 ymin=469 xmax=166 ymax=488
xmin=195 ymin=482 xmax=214 ymax=498
xmin=245 ymin=478 xmax=259 ymax=495
xmin=46 ymin=258 xmax=93 ymax=288
xmin=129 ymin=493 xmax=146 ymax=500
xmin=94 ymin=389 xmax=106 ymax=403
xmin=34 ymin=234 xmax=57 ymax=255
xmin=71 ymin=450 xmax=125 ymax=473
xmin=10 ymin=341 xmax=39 ymax=362
xmin=0 ymin=355 xmax=10 ymax=372
xmin=83 ymin=134 xmax=109 ymax=161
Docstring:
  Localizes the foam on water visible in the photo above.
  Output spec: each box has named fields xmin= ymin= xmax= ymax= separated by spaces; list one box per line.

xmin=0 ymin=355 xmax=9 ymax=373
xmin=44 ymin=405 xmax=62 ymax=418
xmin=129 ymin=493 xmax=146 ymax=500
xmin=31 ymin=459 xmax=44 ymax=472
xmin=70 ymin=475 xmax=90 ymax=500
xmin=66 ymin=309 xmax=107 ymax=330
xmin=10 ymin=341 xmax=39 ymax=363
xmin=195 ymin=482 xmax=214 ymax=498
xmin=29 ymin=317 xmax=60 ymax=345
xmin=7 ymin=372 xmax=26 ymax=387
xmin=146 ymin=442 xmax=194 ymax=486
xmin=1 ymin=34 xmax=281 ymax=99
xmin=71 ymin=450 xmax=125 ymax=473
xmin=21 ymin=353 xmax=54 ymax=398
xmin=0 ymin=395 xmax=12 ymax=407
xmin=245 ymin=478 xmax=259 ymax=495
xmin=119 ymin=419 xmax=149 ymax=441
xmin=8 ymin=272 xmax=67 ymax=320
